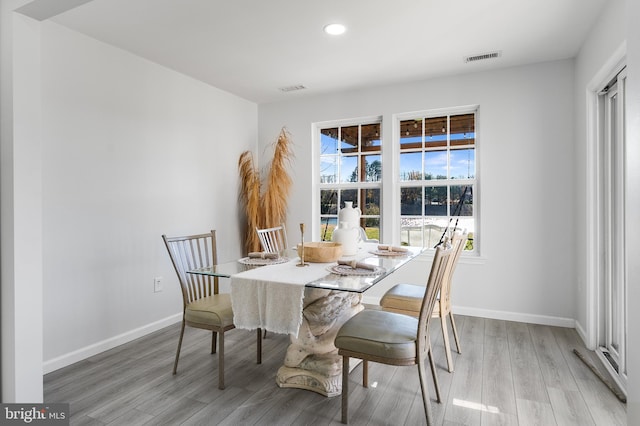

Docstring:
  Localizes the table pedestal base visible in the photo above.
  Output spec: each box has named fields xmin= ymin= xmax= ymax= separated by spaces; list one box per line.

xmin=276 ymin=363 xmax=341 ymax=397
xmin=275 ymin=288 xmax=363 ymax=397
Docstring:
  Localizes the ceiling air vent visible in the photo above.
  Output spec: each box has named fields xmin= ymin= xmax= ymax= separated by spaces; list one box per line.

xmin=279 ymin=84 xmax=306 ymax=92
xmin=464 ymin=51 xmax=502 ymax=63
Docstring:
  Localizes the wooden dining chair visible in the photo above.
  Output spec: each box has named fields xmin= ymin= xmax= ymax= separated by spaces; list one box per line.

xmin=162 ymin=230 xmax=262 ymax=390
xmin=380 ymin=230 xmax=468 ymax=373
xmin=335 ymin=242 xmax=453 ymax=425
xmin=255 ymin=223 xmax=289 ymax=339
xmin=256 ymin=223 xmax=288 ymax=255
xmin=358 ymin=227 xmax=379 ymax=243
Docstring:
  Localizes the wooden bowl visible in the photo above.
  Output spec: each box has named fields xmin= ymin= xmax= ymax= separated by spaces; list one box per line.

xmin=297 ymin=242 xmax=343 ymax=263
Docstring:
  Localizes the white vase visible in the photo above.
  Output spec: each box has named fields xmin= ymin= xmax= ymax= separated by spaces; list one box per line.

xmin=332 ymin=221 xmax=359 ymax=255
xmin=338 ymin=201 xmax=361 ymax=231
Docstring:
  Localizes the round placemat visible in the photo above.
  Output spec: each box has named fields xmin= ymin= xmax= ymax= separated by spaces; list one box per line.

xmin=238 ymin=257 xmax=289 ymax=266
xmin=327 ymin=264 xmax=385 ymax=276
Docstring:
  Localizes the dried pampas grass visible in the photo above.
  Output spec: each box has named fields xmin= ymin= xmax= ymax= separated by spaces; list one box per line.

xmin=238 ymin=128 xmax=294 ymax=253
xmin=263 ymin=129 xmax=294 ymax=229
xmin=238 ymin=150 xmax=262 ymax=253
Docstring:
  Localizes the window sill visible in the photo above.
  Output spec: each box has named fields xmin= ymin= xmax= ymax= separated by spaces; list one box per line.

xmin=414 ymin=250 xmax=486 ymax=265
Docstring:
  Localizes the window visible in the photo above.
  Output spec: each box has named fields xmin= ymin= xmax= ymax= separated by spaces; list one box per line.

xmin=314 ymin=108 xmax=477 ymax=251
xmin=318 ymin=121 xmax=382 ymax=241
xmin=399 ymin=111 xmax=476 ymax=250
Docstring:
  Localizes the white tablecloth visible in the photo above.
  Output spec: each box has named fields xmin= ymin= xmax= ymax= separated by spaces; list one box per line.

xmin=230 ymin=258 xmax=330 ymax=337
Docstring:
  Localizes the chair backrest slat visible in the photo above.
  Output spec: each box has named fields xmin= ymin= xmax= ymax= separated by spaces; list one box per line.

xmin=162 ymin=230 xmax=218 ymax=306
xmin=189 ymin=238 xmax=206 ymax=299
xmin=439 ymin=231 xmax=468 ymax=307
xmin=416 ymin=241 xmax=453 ymax=357
xmin=256 ymin=224 xmax=288 ymax=255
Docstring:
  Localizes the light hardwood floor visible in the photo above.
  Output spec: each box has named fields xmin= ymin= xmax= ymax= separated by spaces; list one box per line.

xmin=44 ymin=314 xmax=626 ymax=425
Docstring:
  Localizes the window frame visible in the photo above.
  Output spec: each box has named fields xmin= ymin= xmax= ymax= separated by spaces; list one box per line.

xmin=311 ymin=106 xmax=479 ymax=255
xmin=313 ymin=116 xmax=383 ymax=242
xmin=393 ymin=105 xmax=479 ymax=253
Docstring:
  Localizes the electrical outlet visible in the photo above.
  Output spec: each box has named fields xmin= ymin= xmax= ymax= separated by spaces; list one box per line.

xmin=154 ymin=277 xmax=163 ymax=292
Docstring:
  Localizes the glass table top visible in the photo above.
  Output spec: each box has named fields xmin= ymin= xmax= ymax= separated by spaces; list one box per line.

xmin=187 ymin=245 xmax=424 ymax=293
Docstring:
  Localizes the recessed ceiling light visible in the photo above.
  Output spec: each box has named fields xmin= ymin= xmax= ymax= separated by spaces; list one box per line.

xmin=323 ymin=23 xmax=346 ymax=35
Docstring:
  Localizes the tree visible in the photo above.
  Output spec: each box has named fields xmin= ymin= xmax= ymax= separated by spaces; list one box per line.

xmin=366 ymin=160 xmax=381 ymax=182
xmin=349 ymin=159 xmax=382 ymax=182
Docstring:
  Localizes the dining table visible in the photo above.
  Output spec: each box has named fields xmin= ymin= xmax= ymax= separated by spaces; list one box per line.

xmin=188 ymin=242 xmax=423 ymax=397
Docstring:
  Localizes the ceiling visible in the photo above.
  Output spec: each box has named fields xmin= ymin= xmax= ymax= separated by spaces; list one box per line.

xmin=22 ymin=0 xmax=607 ymax=104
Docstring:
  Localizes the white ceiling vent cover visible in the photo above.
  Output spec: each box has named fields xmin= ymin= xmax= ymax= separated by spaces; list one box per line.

xmin=464 ymin=51 xmax=502 ymax=63
xmin=279 ymin=85 xmax=307 ymax=92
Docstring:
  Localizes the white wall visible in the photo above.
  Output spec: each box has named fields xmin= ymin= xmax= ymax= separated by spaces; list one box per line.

xmin=40 ymin=22 xmax=258 ymax=370
xmin=259 ymin=60 xmax=576 ymax=325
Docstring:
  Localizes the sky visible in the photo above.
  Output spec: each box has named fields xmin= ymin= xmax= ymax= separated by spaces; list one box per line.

xmin=320 ymin=132 xmax=475 ymax=181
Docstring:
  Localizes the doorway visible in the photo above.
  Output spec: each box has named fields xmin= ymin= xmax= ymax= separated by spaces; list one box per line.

xmin=596 ymin=66 xmax=627 ymax=392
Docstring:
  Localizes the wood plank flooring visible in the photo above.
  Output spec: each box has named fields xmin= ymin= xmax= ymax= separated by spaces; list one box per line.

xmin=44 ymin=314 xmax=627 ymax=425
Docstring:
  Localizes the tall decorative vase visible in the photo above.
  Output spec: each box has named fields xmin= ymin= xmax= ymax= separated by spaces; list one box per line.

xmin=332 ymin=221 xmax=359 ymax=255
xmin=338 ymin=201 xmax=361 ymax=231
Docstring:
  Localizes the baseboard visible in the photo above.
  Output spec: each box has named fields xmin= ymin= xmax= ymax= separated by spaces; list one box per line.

xmin=362 ymin=295 xmax=576 ymax=328
xmin=453 ymin=306 xmax=576 ymax=328
xmin=43 ymin=313 xmax=183 ymax=374
xmin=574 ymin=320 xmax=594 ymax=349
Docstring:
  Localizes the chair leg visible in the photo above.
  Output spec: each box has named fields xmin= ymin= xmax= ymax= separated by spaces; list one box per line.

xmin=363 ymin=360 xmax=369 ymax=388
xmin=449 ymin=312 xmax=462 ymax=354
xmin=211 ymin=331 xmax=217 ymax=354
xmin=418 ymin=359 xmax=435 ymax=426
xmin=440 ymin=313 xmax=454 ymax=373
xmin=256 ymin=328 xmax=262 ymax=364
xmin=263 ymin=329 xmax=268 ymax=339
xmin=342 ymin=355 xmax=350 ymax=424
xmin=218 ymin=331 xmax=225 ymax=390
xmin=428 ymin=345 xmax=441 ymax=403
xmin=172 ymin=319 xmax=186 ymax=375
